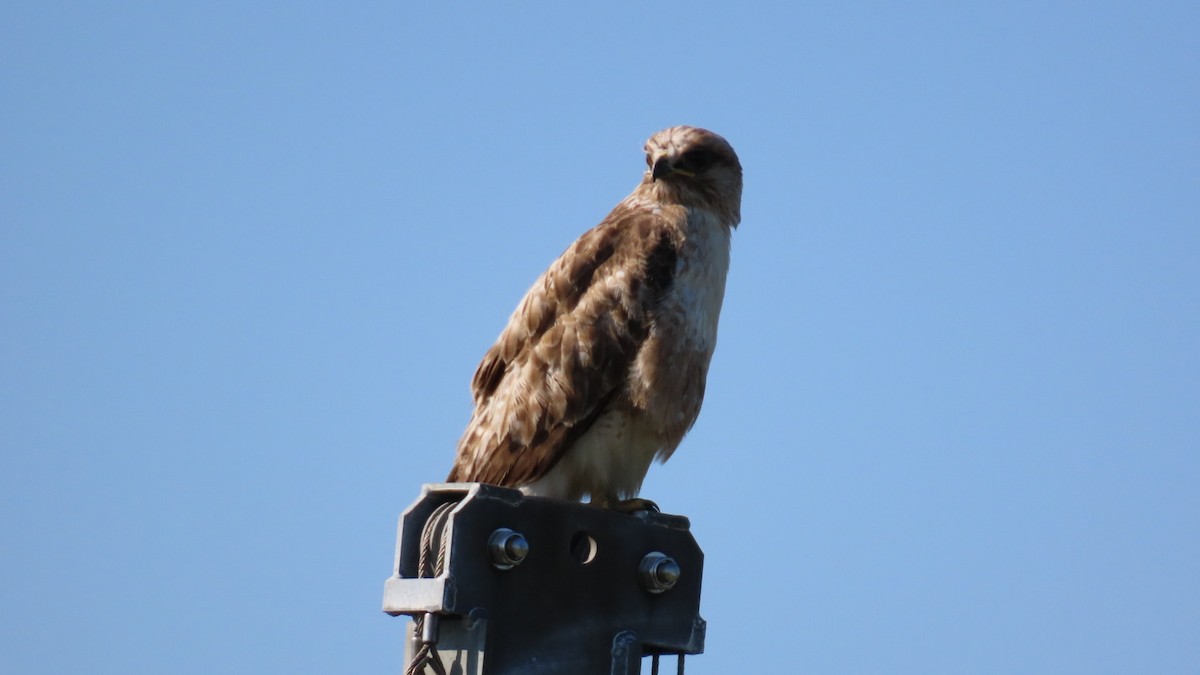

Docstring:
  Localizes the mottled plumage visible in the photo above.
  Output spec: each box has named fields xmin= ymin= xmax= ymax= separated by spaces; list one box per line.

xmin=447 ymin=126 xmax=742 ymax=506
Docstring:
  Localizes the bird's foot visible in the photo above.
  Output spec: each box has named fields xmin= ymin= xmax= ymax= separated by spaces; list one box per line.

xmin=607 ymin=497 xmax=660 ymax=514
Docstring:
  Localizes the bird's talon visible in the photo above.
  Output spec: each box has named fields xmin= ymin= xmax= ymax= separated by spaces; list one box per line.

xmin=610 ymin=498 xmax=660 ymax=514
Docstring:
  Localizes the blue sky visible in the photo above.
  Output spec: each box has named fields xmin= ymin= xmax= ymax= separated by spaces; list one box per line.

xmin=3 ymin=2 xmax=1198 ymax=673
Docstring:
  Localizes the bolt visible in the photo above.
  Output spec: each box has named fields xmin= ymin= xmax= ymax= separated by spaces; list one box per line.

xmin=488 ymin=528 xmax=529 ymax=570
xmin=640 ymin=551 xmax=680 ymax=593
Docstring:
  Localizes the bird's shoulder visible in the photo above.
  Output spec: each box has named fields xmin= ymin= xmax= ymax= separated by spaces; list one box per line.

xmin=469 ymin=198 xmax=683 ymax=403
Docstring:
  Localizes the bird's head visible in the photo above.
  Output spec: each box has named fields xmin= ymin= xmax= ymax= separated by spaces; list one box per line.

xmin=642 ymin=126 xmax=742 ymax=227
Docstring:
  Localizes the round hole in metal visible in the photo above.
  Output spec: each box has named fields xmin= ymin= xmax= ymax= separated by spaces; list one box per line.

xmin=569 ymin=531 xmax=598 ymax=564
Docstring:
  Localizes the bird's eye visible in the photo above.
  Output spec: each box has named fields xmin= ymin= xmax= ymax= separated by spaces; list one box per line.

xmin=679 ymin=148 xmax=716 ymax=173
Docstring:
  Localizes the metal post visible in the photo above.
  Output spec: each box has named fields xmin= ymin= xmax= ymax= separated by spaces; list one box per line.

xmin=383 ymin=483 xmax=705 ymax=674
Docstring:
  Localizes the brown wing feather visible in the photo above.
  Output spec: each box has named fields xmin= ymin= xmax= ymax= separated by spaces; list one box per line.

xmin=448 ymin=204 xmax=678 ymax=486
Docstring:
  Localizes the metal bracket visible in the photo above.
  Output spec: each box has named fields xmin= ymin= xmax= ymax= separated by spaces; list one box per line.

xmin=383 ymin=483 xmax=705 ymax=674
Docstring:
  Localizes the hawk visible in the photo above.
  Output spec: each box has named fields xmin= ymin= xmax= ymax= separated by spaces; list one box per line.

xmin=447 ymin=126 xmax=742 ymax=509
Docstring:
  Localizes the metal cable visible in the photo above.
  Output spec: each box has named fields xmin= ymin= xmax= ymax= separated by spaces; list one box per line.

xmin=651 ymin=652 xmax=686 ymax=673
xmin=404 ymin=502 xmax=457 ymax=675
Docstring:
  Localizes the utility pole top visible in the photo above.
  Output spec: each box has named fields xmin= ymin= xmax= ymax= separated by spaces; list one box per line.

xmin=383 ymin=483 xmax=705 ymax=675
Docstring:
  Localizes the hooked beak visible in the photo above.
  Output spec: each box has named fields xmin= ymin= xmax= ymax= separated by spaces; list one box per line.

xmin=651 ymin=157 xmax=673 ymax=181
xmin=651 ymin=156 xmax=696 ymax=181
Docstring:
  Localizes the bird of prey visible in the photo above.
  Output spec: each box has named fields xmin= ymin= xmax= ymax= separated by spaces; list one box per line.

xmin=447 ymin=126 xmax=742 ymax=509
